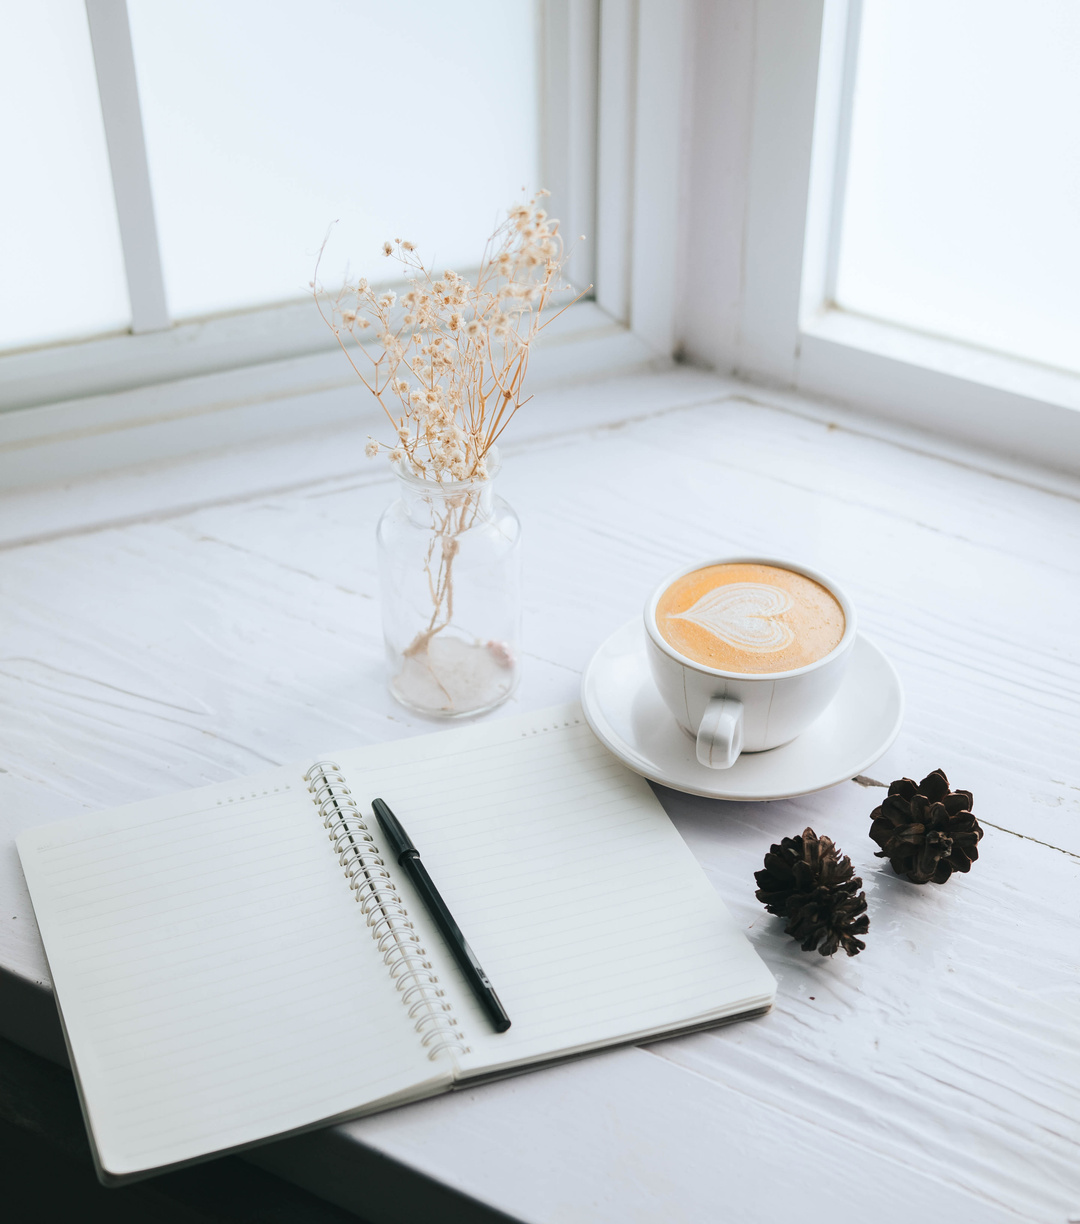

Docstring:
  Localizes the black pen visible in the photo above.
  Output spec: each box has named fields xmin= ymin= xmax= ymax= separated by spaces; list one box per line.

xmin=371 ymin=798 xmax=511 ymax=1033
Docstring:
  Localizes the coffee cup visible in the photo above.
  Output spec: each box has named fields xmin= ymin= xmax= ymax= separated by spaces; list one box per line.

xmin=644 ymin=558 xmax=857 ymax=769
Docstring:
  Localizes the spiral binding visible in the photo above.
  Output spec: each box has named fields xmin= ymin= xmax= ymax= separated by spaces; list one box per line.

xmin=303 ymin=761 xmax=469 ymax=1061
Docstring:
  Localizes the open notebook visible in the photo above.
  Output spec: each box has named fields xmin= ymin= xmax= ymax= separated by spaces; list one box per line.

xmin=17 ymin=704 xmax=776 ymax=1184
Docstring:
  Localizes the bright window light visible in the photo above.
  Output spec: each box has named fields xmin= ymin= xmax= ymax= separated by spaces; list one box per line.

xmin=835 ymin=0 xmax=1080 ymax=375
xmin=127 ymin=0 xmax=540 ymax=321
xmin=0 ymin=0 xmax=130 ymax=353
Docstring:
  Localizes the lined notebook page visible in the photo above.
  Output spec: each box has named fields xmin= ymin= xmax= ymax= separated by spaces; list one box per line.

xmin=334 ymin=705 xmax=776 ymax=1077
xmin=17 ymin=769 xmax=450 ymax=1179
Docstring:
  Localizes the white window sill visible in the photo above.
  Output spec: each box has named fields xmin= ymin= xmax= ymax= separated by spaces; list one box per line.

xmin=0 ymin=301 xmax=666 ymax=498
xmin=2 ymin=363 xmax=1077 ymax=554
xmin=796 ymin=308 xmax=1080 ymax=473
xmin=0 ymin=364 xmax=710 ymax=550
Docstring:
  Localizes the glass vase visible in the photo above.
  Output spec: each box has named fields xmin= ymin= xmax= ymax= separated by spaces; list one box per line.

xmin=376 ymin=451 xmax=521 ymax=718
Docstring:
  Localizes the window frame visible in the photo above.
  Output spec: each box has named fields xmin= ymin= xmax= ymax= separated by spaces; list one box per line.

xmin=733 ymin=0 xmax=1080 ymax=474
xmin=0 ymin=0 xmax=688 ymax=491
xmin=6 ymin=0 xmax=1079 ymax=487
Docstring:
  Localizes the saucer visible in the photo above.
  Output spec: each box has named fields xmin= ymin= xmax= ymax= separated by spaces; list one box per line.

xmin=580 ymin=621 xmax=904 ymax=801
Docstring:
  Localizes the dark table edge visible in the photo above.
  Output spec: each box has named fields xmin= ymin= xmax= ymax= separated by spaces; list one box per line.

xmin=0 ymin=965 xmax=519 ymax=1224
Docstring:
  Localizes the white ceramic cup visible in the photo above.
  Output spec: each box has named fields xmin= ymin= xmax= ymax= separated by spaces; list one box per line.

xmin=644 ymin=557 xmax=858 ymax=769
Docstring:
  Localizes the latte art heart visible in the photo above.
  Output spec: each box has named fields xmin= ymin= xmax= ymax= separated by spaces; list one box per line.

xmin=667 ymin=583 xmax=795 ymax=653
xmin=656 ymin=562 xmax=845 ymax=673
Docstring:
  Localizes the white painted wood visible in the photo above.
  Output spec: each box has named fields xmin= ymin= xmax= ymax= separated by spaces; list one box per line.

xmin=594 ymin=0 xmax=636 ymax=324
xmin=739 ymin=0 xmax=824 ymax=385
xmin=799 ymin=0 xmax=857 ymax=321
xmin=11 ymin=0 xmax=1079 ymax=488
xmin=819 ymin=0 xmax=861 ymax=306
xmin=730 ymin=0 xmax=1080 ymax=474
xmin=627 ymin=0 xmax=688 ymax=355
xmin=1 ymin=367 xmax=1078 ymax=1222
xmin=0 ymin=301 xmax=661 ymax=494
xmin=720 ymin=371 xmax=1080 ymax=503
xmin=541 ymin=0 xmax=600 ymax=298
xmin=676 ymin=0 xmax=755 ymax=372
xmin=84 ymin=0 xmax=169 ymax=334
xmin=4 ymin=0 xmax=638 ymax=424
xmin=0 ymin=299 xmax=337 ymax=415
xmin=0 ymin=367 xmax=719 ymax=550
xmin=0 ymin=294 xmax=638 ymax=424
xmin=799 ymin=310 xmax=1080 ymax=475
xmin=0 ymin=2 xmax=693 ymax=489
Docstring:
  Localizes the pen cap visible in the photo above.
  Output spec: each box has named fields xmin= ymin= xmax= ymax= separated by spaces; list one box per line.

xmin=371 ymin=798 xmax=417 ymax=861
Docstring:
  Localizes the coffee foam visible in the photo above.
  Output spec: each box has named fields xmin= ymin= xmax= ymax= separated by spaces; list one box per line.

xmin=655 ymin=563 xmax=845 ymax=674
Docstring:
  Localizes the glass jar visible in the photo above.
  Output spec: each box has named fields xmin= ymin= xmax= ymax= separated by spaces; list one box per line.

xmin=376 ymin=450 xmax=521 ymax=718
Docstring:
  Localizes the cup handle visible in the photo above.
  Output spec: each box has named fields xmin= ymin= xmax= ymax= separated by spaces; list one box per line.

xmin=696 ymin=696 xmax=744 ymax=769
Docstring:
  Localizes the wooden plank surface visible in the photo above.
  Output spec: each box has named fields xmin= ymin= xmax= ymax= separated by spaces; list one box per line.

xmin=1 ymin=369 xmax=1078 ymax=1223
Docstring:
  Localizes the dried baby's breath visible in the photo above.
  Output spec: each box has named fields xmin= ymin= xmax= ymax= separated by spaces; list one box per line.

xmin=314 ymin=192 xmax=583 ymax=482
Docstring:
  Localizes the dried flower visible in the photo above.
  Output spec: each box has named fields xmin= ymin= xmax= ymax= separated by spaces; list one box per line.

xmin=314 ymin=192 xmax=585 ymax=484
xmin=364 ymin=439 xmax=379 ymax=458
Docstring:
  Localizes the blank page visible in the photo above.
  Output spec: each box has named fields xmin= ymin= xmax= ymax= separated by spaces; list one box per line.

xmin=334 ymin=706 xmax=776 ymax=1077
xmin=17 ymin=768 xmax=450 ymax=1180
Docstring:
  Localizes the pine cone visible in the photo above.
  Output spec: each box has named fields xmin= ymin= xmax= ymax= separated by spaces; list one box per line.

xmin=754 ymin=828 xmax=869 ymax=957
xmin=869 ymin=769 xmax=981 ymax=885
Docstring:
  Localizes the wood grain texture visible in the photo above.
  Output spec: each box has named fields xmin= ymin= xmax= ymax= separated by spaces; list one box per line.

xmin=1 ymin=368 xmax=1078 ymax=1223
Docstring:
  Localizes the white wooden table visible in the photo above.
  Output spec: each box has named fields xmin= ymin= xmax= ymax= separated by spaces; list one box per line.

xmin=2 ymin=368 xmax=1078 ymax=1224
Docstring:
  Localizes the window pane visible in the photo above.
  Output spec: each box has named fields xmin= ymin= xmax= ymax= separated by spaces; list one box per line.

xmin=127 ymin=0 xmax=540 ymax=321
xmin=835 ymin=0 xmax=1080 ymax=375
xmin=0 ymin=0 xmax=130 ymax=352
